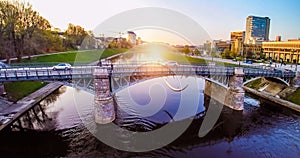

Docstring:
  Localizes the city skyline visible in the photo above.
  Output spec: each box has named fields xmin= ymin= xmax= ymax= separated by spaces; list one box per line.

xmin=15 ymin=0 xmax=300 ymax=44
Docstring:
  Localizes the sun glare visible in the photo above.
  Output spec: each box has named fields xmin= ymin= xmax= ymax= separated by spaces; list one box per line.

xmin=145 ymin=44 xmax=164 ymax=61
xmin=134 ymin=29 xmax=191 ymax=45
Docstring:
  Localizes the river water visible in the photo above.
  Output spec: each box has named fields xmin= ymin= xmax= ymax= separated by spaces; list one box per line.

xmin=1 ymin=44 xmax=300 ymax=157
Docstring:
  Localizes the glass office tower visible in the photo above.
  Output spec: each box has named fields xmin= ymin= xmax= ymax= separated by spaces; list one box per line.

xmin=245 ymin=16 xmax=270 ymax=44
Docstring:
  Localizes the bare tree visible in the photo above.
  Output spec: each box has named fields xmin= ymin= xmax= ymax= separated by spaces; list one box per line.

xmin=0 ymin=1 xmax=51 ymax=62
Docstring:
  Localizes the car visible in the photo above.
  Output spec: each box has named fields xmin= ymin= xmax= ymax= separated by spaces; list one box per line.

xmin=244 ymin=60 xmax=253 ymax=64
xmin=98 ymin=59 xmax=110 ymax=66
xmin=52 ymin=63 xmax=72 ymax=70
xmin=165 ymin=61 xmax=178 ymax=66
xmin=246 ymin=61 xmax=253 ymax=64
xmin=0 ymin=61 xmax=9 ymax=69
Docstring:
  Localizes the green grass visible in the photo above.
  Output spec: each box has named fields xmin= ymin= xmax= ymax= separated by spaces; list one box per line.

xmin=162 ymin=53 xmax=207 ymax=65
xmin=287 ymin=88 xmax=300 ymax=105
xmin=162 ymin=53 xmax=237 ymax=66
xmin=4 ymin=81 xmax=48 ymax=102
xmin=20 ymin=48 xmax=127 ymax=64
xmin=245 ymin=78 xmax=263 ymax=90
xmin=245 ymin=78 xmax=300 ymax=105
xmin=99 ymin=48 xmax=128 ymax=59
xmin=6 ymin=48 xmax=127 ymax=101
xmin=24 ymin=51 xmax=78 ymax=63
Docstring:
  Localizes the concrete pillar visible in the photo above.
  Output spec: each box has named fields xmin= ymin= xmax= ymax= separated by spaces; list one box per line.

xmin=93 ymin=68 xmax=115 ymax=124
xmin=204 ymin=68 xmax=245 ymax=111
xmin=292 ymin=71 xmax=300 ymax=88
xmin=0 ymin=83 xmax=6 ymax=96
xmin=227 ymin=67 xmax=245 ymax=110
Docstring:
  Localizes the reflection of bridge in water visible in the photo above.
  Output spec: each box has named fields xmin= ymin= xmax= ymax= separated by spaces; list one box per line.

xmin=0 ymin=64 xmax=299 ymax=124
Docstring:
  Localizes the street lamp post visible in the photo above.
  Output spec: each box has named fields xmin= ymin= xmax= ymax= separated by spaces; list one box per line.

xmin=242 ymin=44 xmax=245 ymax=64
xmin=294 ymin=49 xmax=298 ymax=71
xmin=238 ymin=43 xmax=243 ymax=67
xmin=211 ymin=44 xmax=214 ymax=62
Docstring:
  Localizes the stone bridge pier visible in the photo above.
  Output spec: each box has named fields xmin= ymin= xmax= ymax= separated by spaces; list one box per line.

xmin=93 ymin=68 xmax=115 ymax=124
xmin=0 ymin=83 xmax=6 ymax=96
xmin=205 ymin=67 xmax=245 ymax=110
xmin=292 ymin=71 xmax=300 ymax=89
xmin=226 ymin=68 xmax=245 ymax=110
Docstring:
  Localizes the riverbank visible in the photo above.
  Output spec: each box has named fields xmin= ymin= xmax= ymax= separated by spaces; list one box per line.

xmin=243 ymin=86 xmax=300 ymax=113
xmin=0 ymin=83 xmax=62 ymax=131
xmin=4 ymin=82 xmax=48 ymax=102
xmin=243 ymin=77 xmax=300 ymax=112
xmin=244 ymin=77 xmax=300 ymax=105
xmin=2 ymin=48 xmax=127 ymax=102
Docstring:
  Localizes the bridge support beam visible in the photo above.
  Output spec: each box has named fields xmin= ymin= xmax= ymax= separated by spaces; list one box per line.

xmin=93 ymin=68 xmax=115 ymax=124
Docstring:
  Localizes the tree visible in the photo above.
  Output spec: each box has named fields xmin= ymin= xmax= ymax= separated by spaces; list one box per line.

xmin=0 ymin=1 xmax=51 ymax=62
xmin=0 ymin=1 xmax=96 ymax=62
xmin=30 ymin=30 xmax=64 ymax=54
xmin=0 ymin=1 xmax=18 ymax=62
xmin=245 ymin=50 xmax=254 ymax=59
xmin=222 ymin=48 xmax=232 ymax=59
xmin=194 ymin=48 xmax=200 ymax=56
xmin=260 ymin=48 xmax=265 ymax=60
xmin=64 ymin=23 xmax=88 ymax=49
xmin=230 ymin=51 xmax=238 ymax=59
xmin=182 ymin=45 xmax=190 ymax=54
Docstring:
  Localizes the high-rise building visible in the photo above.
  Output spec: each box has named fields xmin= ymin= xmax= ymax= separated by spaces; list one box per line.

xmin=230 ymin=31 xmax=245 ymax=53
xmin=127 ymin=31 xmax=136 ymax=46
xmin=276 ymin=35 xmax=281 ymax=42
xmin=245 ymin=16 xmax=270 ymax=44
xmin=203 ymin=40 xmax=212 ymax=55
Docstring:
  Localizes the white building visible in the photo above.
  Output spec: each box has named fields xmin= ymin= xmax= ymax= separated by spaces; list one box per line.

xmin=127 ymin=31 xmax=136 ymax=46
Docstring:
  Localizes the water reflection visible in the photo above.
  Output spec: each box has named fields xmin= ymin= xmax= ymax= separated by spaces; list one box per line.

xmin=1 ymin=43 xmax=300 ymax=157
xmin=114 ymin=76 xmax=205 ymax=131
xmin=0 ymin=83 xmax=299 ymax=157
xmin=42 ymin=86 xmax=67 ymax=105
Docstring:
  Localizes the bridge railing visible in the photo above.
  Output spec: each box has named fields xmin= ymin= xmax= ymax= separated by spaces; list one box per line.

xmin=0 ymin=66 xmax=99 ymax=82
xmin=9 ymin=62 xmax=96 ymax=68
xmin=110 ymin=64 xmax=235 ymax=76
xmin=0 ymin=64 xmax=297 ymax=82
xmin=243 ymin=67 xmax=295 ymax=77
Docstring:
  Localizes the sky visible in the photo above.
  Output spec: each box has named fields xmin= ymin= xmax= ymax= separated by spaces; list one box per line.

xmin=16 ymin=0 xmax=300 ymax=45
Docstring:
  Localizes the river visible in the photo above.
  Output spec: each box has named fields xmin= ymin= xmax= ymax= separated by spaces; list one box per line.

xmin=0 ymin=44 xmax=300 ymax=157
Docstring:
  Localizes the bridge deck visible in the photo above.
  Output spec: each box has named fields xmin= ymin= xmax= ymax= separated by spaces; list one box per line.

xmin=0 ymin=64 xmax=295 ymax=83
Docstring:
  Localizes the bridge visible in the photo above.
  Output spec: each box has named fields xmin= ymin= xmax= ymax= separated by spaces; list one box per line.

xmin=0 ymin=63 xmax=299 ymax=124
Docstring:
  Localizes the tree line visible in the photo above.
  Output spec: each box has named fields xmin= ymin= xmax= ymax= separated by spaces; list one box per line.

xmin=0 ymin=1 xmax=96 ymax=63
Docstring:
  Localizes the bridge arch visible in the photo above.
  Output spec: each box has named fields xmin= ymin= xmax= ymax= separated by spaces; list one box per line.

xmin=243 ymin=77 xmax=290 ymax=87
xmin=110 ymin=63 xmax=232 ymax=94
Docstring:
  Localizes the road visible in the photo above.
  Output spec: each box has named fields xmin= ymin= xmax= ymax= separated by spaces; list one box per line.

xmin=0 ymin=50 xmax=96 ymax=63
xmin=191 ymin=55 xmax=299 ymax=72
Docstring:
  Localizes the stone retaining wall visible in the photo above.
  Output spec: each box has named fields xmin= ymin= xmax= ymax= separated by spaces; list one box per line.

xmin=243 ymin=86 xmax=300 ymax=113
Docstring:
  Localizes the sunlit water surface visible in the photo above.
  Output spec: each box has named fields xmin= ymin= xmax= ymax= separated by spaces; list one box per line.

xmin=0 ymin=76 xmax=299 ymax=157
xmin=1 ymin=44 xmax=300 ymax=157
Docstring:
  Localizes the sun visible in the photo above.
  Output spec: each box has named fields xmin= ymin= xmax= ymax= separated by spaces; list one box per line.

xmin=141 ymin=43 xmax=174 ymax=62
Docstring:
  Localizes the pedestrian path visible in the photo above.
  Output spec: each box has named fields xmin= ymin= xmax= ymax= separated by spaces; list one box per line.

xmin=0 ymin=83 xmax=62 ymax=131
